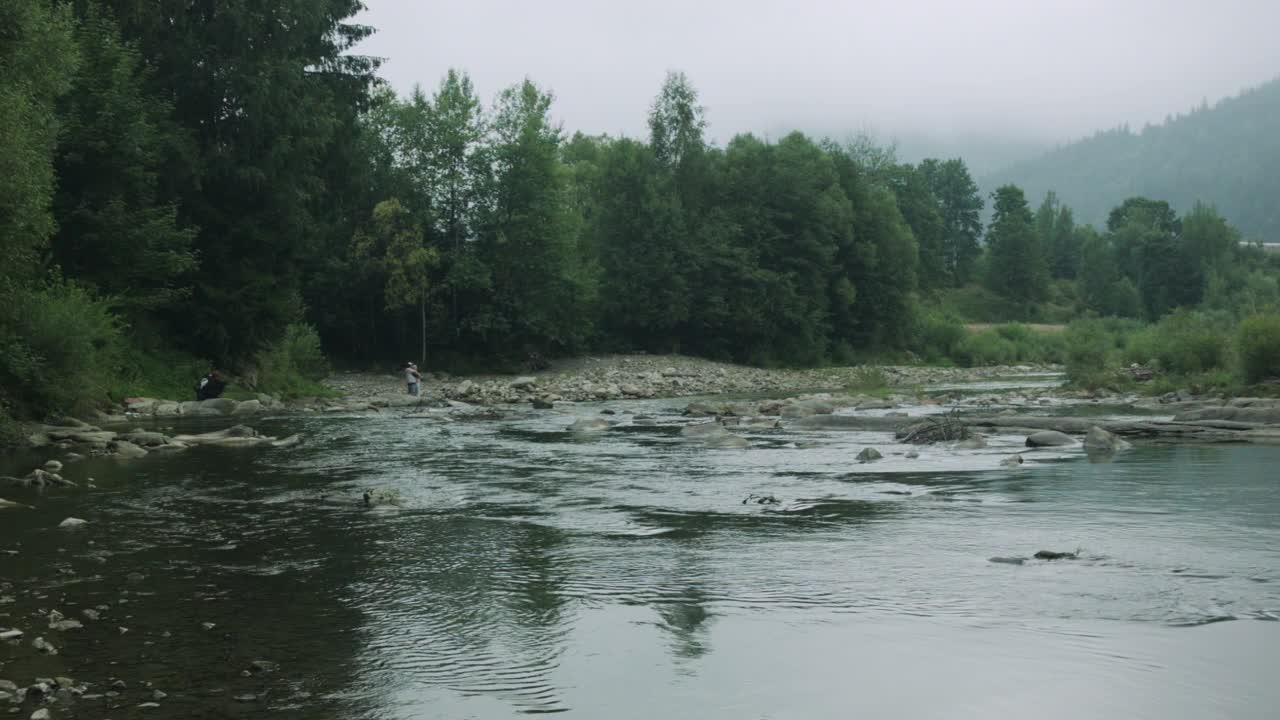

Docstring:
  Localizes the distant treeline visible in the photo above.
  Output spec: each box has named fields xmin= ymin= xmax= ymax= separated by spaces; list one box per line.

xmin=3 ymin=1 xmax=1279 ymax=429
xmin=983 ymin=76 xmax=1280 ymax=241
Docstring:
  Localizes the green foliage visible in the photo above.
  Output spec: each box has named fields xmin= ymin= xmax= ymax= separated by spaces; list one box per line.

xmin=918 ymin=158 xmax=984 ymax=285
xmin=911 ymin=309 xmax=967 ymax=362
xmin=110 ymin=346 xmax=211 ymax=402
xmin=950 ymin=324 xmax=1066 ymax=367
xmin=1238 ymin=314 xmax=1280 ymax=383
xmin=1062 ymin=318 xmax=1131 ymax=388
xmin=846 ymin=367 xmax=892 ymax=395
xmin=955 ymin=331 xmax=1017 ymax=366
xmin=1123 ymin=310 xmax=1230 ymax=374
xmin=52 ymin=7 xmax=196 ymax=317
xmin=0 ymin=1 xmax=78 ymax=284
xmin=0 ymin=280 xmax=124 ymax=416
xmin=984 ymin=185 xmax=1050 ymax=310
xmin=255 ymin=324 xmax=333 ymax=398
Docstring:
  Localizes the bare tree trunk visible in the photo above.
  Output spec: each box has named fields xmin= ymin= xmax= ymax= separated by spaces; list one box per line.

xmin=420 ymin=293 xmax=427 ymax=365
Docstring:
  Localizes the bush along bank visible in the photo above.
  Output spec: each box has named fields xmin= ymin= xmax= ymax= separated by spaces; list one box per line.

xmin=1063 ymin=310 xmax=1280 ymax=394
xmin=0 ymin=321 xmax=335 ymax=449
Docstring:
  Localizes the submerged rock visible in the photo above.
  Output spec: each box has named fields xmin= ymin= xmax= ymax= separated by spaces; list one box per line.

xmin=955 ymin=434 xmax=987 ymax=450
xmin=1000 ymin=454 xmax=1024 ymax=467
xmin=856 ymin=447 xmax=883 ymax=463
xmin=108 ymin=440 xmax=149 ymax=459
xmin=568 ymin=417 xmax=611 ymax=433
xmin=1034 ymin=550 xmax=1078 ymax=560
xmin=31 ymin=636 xmax=57 ymax=654
xmin=681 ymin=421 xmax=748 ymax=448
xmin=531 ymin=398 xmax=553 ymax=410
xmin=1025 ymin=430 xmax=1076 ymax=447
xmin=1083 ymin=426 xmax=1132 ymax=454
xmin=988 ymin=556 xmax=1028 ymax=565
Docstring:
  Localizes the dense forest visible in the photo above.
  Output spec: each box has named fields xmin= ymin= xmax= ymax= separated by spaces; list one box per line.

xmin=3 ymin=1 xmax=1279 ymax=433
xmin=983 ymin=77 xmax=1280 ymax=240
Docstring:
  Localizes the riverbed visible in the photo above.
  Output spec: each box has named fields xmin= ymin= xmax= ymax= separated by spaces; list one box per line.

xmin=2 ymin=391 xmax=1279 ymax=719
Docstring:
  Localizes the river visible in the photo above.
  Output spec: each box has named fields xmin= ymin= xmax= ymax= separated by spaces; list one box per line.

xmin=2 ymin=393 xmax=1279 ymax=719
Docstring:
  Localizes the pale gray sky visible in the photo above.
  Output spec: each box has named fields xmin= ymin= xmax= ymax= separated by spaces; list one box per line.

xmin=355 ymin=0 xmax=1280 ymax=165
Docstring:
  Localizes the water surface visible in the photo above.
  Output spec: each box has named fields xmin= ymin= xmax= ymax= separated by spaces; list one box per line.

xmin=2 ymin=399 xmax=1278 ymax=719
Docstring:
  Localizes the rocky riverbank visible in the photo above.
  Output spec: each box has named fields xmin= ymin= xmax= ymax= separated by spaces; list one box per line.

xmin=324 ymin=354 xmax=1064 ymax=407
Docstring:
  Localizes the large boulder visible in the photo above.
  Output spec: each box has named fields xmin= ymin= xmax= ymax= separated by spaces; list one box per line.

xmin=154 ymin=402 xmax=181 ymax=417
xmin=509 ymin=376 xmax=537 ymax=390
xmin=780 ymin=398 xmax=836 ymax=418
xmin=44 ymin=428 xmax=117 ymax=445
xmin=856 ymin=447 xmax=883 ymax=463
xmin=122 ymin=430 xmax=172 ymax=448
xmin=172 ymin=425 xmax=278 ymax=447
xmin=124 ymin=397 xmax=160 ymax=413
xmin=1083 ymin=426 xmax=1132 ymax=454
xmin=107 ymin=440 xmax=148 ymax=459
xmin=1025 ymin=430 xmax=1077 ymax=448
xmin=180 ymin=398 xmax=238 ymax=416
xmin=232 ymin=399 xmax=264 ymax=415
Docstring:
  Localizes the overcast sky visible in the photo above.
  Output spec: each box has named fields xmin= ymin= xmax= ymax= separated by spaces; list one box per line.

xmin=355 ymin=0 xmax=1280 ymax=155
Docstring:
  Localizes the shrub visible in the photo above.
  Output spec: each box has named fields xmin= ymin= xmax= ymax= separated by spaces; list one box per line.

xmin=1144 ymin=311 xmax=1231 ymax=374
xmin=912 ymin=310 xmax=966 ymax=362
xmin=955 ymin=330 xmax=1016 ymax=366
xmin=0 ymin=280 xmax=124 ymax=416
xmin=1063 ymin=319 xmax=1119 ymax=388
xmin=1238 ymin=313 xmax=1280 ymax=383
xmin=255 ymin=323 xmax=332 ymax=398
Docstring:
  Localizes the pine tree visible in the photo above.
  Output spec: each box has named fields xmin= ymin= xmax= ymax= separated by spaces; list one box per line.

xmin=985 ymin=185 xmax=1049 ymax=311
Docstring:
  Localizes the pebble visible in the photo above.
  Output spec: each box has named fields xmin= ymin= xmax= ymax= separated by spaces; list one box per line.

xmin=137 ymin=702 xmax=161 ymax=709
xmin=200 ymin=622 xmax=216 ymax=631
xmin=153 ymin=690 xmax=168 ymax=700
xmin=111 ymin=679 xmax=128 ymax=691
xmin=31 ymin=710 xmax=51 ymax=720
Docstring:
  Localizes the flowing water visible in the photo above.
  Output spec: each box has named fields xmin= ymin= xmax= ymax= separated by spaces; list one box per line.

xmin=2 ymin=396 xmax=1279 ymax=719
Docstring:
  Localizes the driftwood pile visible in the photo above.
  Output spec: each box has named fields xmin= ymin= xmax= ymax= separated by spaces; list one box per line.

xmin=897 ymin=410 xmax=971 ymax=444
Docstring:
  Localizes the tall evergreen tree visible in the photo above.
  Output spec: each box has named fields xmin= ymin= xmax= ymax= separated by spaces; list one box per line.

xmin=102 ymin=0 xmax=380 ymax=362
xmin=985 ymin=185 xmax=1049 ymax=310
xmin=0 ymin=1 xmax=78 ymax=290
xmin=886 ymin=164 xmax=947 ymax=290
xmin=919 ymin=158 xmax=983 ymax=285
xmin=52 ymin=7 xmax=196 ymax=318
xmin=1049 ymin=204 xmax=1079 ymax=279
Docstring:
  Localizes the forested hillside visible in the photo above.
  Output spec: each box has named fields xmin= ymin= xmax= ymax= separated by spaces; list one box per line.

xmin=984 ymin=77 xmax=1280 ymax=240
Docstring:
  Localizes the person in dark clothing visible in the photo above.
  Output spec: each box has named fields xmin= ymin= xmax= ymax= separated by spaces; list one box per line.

xmin=196 ymin=370 xmax=227 ymax=400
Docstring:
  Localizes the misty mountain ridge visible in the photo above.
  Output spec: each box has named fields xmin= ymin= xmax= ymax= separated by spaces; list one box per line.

xmin=980 ymin=75 xmax=1280 ymax=240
